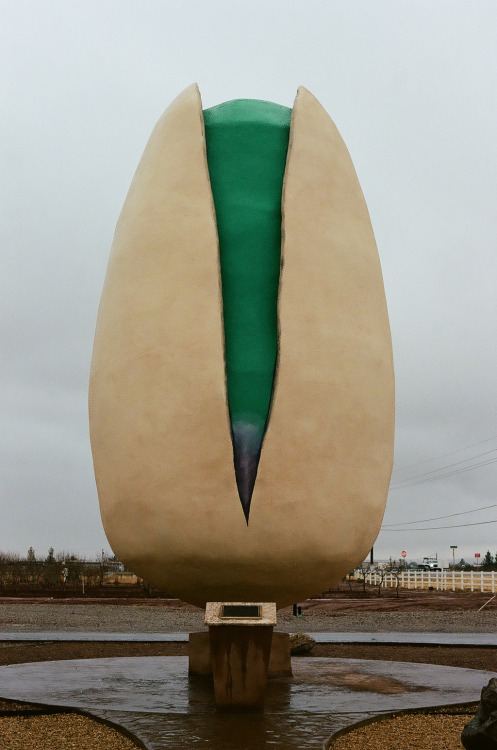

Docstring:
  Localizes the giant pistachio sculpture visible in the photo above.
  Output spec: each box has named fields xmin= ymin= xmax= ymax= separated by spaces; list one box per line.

xmin=89 ymin=84 xmax=394 ymax=608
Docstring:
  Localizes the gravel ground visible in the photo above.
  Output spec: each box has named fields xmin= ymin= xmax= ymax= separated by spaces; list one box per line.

xmin=0 ymin=713 xmax=140 ymax=750
xmin=0 ymin=602 xmax=207 ymax=634
xmin=330 ymin=708 xmax=475 ymax=750
xmin=0 ymin=600 xmax=496 ymax=633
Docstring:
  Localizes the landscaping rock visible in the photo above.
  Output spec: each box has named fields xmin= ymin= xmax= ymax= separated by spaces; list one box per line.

xmin=461 ymin=677 xmax=497 ymax=749
xmin=289 ymin=632 xmax=315 ymax=654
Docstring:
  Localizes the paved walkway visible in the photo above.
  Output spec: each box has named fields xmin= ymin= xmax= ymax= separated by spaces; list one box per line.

xmin=1 ymin=631 xmax=496 ymax=645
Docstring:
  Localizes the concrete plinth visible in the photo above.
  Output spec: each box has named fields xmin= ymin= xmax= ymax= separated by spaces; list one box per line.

xmin=189 ymin=631 xmax=291 ymax=678
xmin=188 ymin=632 xmax=212 ymax=676
xmin=209 ymin=625 xmax=272 ymax=711
xmin=201 ymin=602 xmax=278 ymax=711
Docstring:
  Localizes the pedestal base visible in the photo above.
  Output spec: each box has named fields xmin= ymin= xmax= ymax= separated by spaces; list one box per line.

xmin=209 ymin=624 xmax=272 ymax=711
xmin=193 ymin=601 xmax=280 ymax=711
xmin=189 ymin=631 xmax=292 ymax=678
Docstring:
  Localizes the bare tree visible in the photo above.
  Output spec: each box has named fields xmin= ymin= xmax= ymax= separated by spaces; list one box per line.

xmin=372 ymin=564 xmax=390 ymax=598
xmin=354 ymin=561 xmax=372 ymax=594
xmin=386 ymin=560 xmax=403 ymax=598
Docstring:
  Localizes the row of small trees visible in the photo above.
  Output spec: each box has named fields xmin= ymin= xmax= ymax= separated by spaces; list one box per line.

xmin=0 ymin=547 xmax=123 ymax=590
xmin=350 ymin=560 xmax=405 ymax=598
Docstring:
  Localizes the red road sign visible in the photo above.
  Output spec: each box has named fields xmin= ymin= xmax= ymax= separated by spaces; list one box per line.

xmin=475 ymin=553 xmax=481 ymax=558
xmin=401 ymin=550 xmax=407 ymax=558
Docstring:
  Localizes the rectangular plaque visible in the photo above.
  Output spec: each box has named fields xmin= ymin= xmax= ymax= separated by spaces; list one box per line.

xmin=205 ymin=602 xmax=276 ymax=626
xmin=221 ymin=604 xmax=261 ymax=618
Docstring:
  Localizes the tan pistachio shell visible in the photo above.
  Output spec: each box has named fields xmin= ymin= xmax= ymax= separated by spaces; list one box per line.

xmin=89 ymin=83 xmax=394 ymax=608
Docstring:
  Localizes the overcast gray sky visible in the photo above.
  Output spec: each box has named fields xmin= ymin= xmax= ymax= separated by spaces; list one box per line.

xmin=1 ymin=1 xmax=496 ymax=567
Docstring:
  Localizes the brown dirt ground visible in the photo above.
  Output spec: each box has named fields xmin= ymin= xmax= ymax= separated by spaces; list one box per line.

xmin=303 ymin=584 xmax=497 ymax=612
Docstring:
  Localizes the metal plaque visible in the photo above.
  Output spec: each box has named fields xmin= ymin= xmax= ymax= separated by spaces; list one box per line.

xmin=221 ymin=604 xmax=261 ymax=618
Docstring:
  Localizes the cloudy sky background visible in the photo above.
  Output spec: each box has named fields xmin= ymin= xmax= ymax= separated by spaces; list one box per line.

xmin=2 ymin=1 xmax=496 ymax=568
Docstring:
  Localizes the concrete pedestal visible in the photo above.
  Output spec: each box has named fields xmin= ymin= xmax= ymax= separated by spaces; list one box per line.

xmin=189 ymin=631 xmax=292 ymax=678
xmin=209 ymin=625 xmax=272 ymax=711
xmin=196 ymin=602 xmax=278 ymax=711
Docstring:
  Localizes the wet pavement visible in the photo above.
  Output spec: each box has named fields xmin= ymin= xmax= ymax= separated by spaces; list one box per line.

xmin=0 ymin=656 xmax=492 ymax=748
xmin=0 ymin=630 xmax=496 ymax=645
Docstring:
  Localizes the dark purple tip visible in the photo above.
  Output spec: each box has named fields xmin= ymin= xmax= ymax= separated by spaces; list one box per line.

xmin=231 ymin=421 xmax=263 ymax=523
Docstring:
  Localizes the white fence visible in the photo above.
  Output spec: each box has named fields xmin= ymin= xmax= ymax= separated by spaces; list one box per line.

xmin=366 ymin=569 xmax=497 ymax=593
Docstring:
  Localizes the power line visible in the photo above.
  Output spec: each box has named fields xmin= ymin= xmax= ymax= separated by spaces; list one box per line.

xmin=382 ymin=518 xmax=497 ymax=531
xmin=382 ymin=503 xmax=497 ymax=527
xmin=390 ymin=449 xmax=497 ymax=488
xmin=389 ymin=455 xmax=497 ymax=490
xmin=391 ymin=435 xmax=497 ymax=475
